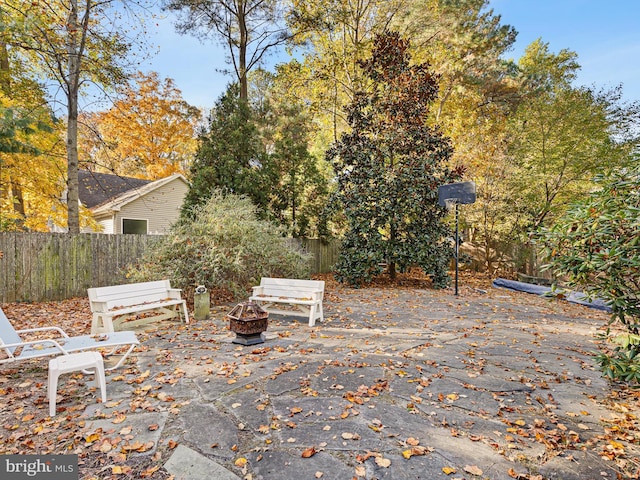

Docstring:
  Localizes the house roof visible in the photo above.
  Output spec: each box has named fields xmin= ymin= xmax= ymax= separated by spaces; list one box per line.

xmin=79 ymin=170 xmax=152 ymax=208
xmin=78 ymin=170 xmax=189 ymax=214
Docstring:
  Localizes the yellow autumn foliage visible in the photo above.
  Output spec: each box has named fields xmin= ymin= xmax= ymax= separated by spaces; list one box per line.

xmin=80 ymin=71 xmax=200 ymax=180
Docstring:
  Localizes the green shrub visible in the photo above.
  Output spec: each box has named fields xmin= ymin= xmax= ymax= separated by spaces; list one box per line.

xmin=536 ymin=164 xmax=640 ymax=382
xmin=126 ymin=191 xmax=311 ymax=301
xmin=596 ymin=333 xmax=640 ymax=383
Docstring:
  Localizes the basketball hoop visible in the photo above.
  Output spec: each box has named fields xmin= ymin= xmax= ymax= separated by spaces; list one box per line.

xmin=437 ymin=181 xmax=477 ymax=296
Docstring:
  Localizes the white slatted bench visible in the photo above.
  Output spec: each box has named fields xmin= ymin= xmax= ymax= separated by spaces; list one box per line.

xmin=249 ymin=278 xmax=324 ymax=327
xmin=88 ymin=280 xmax=189 ymax=334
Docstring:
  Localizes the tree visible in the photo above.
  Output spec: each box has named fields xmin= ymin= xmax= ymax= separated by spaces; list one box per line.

xmin=181 ymin=84 xmax=273 ymax=218
xmin=252 ymin=69 xmax=329 ymax=237
xmin=389 ymin=0 xmax=522 ymax=272
xmin=0 ymin=96 xmax=67 ymax=231
xmin=0 ymin=29 xmax=68 ymax=231
xmin=283 ymin=0 xmax=407 ymax=146
xmin=164 ymin=0 xmax=292 ymax=101
xmin=2 ymin=0 xmax=154 ymax=232
xmin=536 ymin=162 xmax=640 ymax=382
xmin=327 ymin=31 xmax=463 ymax=287
xmin=81 ymin=71 xmax=201 ymax=179
xmin=281 ymin=0 xmax=523 ymax=265
xmin=505 ymin=40 xmax=640 ymax=272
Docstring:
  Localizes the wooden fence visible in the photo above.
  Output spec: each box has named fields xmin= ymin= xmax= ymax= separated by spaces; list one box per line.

xmin=299 ymin=238 xmax=341 ymax=275
xmin=0 ymin=233 xmax=339 ymax=303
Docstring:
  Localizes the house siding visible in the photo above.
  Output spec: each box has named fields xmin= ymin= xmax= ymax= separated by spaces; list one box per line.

xmin=98 ymin=217 xmax=114 ymax=234
xmin=113 ymin=179 xmax=188 ymax=234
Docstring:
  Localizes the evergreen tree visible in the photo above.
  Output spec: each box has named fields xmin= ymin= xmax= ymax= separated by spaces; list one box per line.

xmin=251 ymin=69 xmax=330 ymax=238
xmin=327 ymin=31 xmax=464 ymax=287
xmin=181 ymin=85 xmax=273 ymax=219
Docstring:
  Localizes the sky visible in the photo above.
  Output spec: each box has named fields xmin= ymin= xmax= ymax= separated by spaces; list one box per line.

xmin=140 ymin=1 xmax=640 ymax=111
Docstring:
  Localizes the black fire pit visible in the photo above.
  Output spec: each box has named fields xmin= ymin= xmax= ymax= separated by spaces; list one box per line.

xmin=227 ymin=302 xmax=268 ymax=345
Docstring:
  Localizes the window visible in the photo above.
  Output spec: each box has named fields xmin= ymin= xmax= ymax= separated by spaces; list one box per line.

xmin=122 ymin=218 xmax=148 ymax=234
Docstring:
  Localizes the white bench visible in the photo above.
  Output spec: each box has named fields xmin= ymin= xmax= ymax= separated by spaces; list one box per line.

xmin=249 ymin=278 xmax=324 ymax=327
xmin=88 ymin=280 xmax=189 ymax=334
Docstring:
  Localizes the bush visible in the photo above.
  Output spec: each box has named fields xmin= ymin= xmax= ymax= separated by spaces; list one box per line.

xmin=126 ymin=191 xmax=311 ymax=302
xmin=536 ymin=164 xmax=640 ymax=382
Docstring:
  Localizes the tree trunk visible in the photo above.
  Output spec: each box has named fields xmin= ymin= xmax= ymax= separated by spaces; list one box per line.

xmin=389 ymin=220 xmax=397 ymax=280
xmin=66 ymin=0 xmax=81 ymax=233
xmin=0 ymin=36 xmax=10 ymax=94
xmin=388 ymin=261 xmax=397 ymax=280
xmin=9 ymin=177 xmax=26 ymax=229
xmin=0 ymin=34 xmax=9 ymax=211
xmin=238 ymin=0 xmax=248 ymax=101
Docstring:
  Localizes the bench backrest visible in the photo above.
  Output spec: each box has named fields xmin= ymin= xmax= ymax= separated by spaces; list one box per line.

xmin=259 ymin=278 xmax=324 ymax=299
xmin=88 ymin=280 xmax=174 ymax=311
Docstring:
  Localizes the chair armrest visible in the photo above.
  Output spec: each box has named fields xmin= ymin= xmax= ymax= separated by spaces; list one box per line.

xmin=2 ymin=338 xmax=68 ymax=355
xmin=15 ymin=326 xmax=69 ymax=338
xmin=168 ymin=288 xmax=183 ymax=299
xmin=90 ymin=300 xmax=109 ymax=312
xmin=251 ymin=286 xmax=264 ymax=296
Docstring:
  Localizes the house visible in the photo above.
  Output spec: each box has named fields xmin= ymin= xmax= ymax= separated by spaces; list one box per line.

xmin=78 ymin=170 xmax=189 ymax=234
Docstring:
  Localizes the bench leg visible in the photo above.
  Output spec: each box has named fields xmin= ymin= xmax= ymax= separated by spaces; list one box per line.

xmin=91 ymin=313 xmax=115 ymax=334
xmin=308 ymin=302 xmax=323 ymax=327
xmin=91 ymin=313 xmax=102 ymax=334
xmin=180 ymin=300 xmax=189 ymax=324
xmin=308 ymin=304 xmax=317 ymax=327
xmin=103 ymin=316 xmax=115 ymax=333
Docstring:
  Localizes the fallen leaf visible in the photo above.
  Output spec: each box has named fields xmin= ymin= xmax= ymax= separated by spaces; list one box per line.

xmin=112 ymin=414 xmax=127 ymax=424
xmin=302 ymin=447 xmax=317 ymax=458
xmin=157 ymin=392 xmax=174 ymax=402
xmin=442 ymin=466 xmax=456 ymax=475
xmin=85 ymin=433 xmax=101 ymax=444
xmin=464 ymin=465 xmax=483 ymax=476
xmin=375 ymin=456 xmax=391 ymax=468
xmin=111 ymin=465 xmax=132 ymax=475
xmin=140 ymin=465 xmax=160 ymax=478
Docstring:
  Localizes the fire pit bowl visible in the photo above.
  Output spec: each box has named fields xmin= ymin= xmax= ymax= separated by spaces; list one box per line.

xmin=227 ymin=302 xmax=268 ymax=345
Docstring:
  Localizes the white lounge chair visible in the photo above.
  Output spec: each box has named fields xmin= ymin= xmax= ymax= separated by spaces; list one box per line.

xmin=0 ymin=307 xmax=139 ymax=371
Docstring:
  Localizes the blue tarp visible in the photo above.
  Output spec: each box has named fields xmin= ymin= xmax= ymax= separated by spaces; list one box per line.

xmin=492 ymin=278 xmax=611 ymax=312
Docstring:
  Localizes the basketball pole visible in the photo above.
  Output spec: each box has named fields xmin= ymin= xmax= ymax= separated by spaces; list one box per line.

xmin=454 ymin=202 xmax=459 ymax=296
